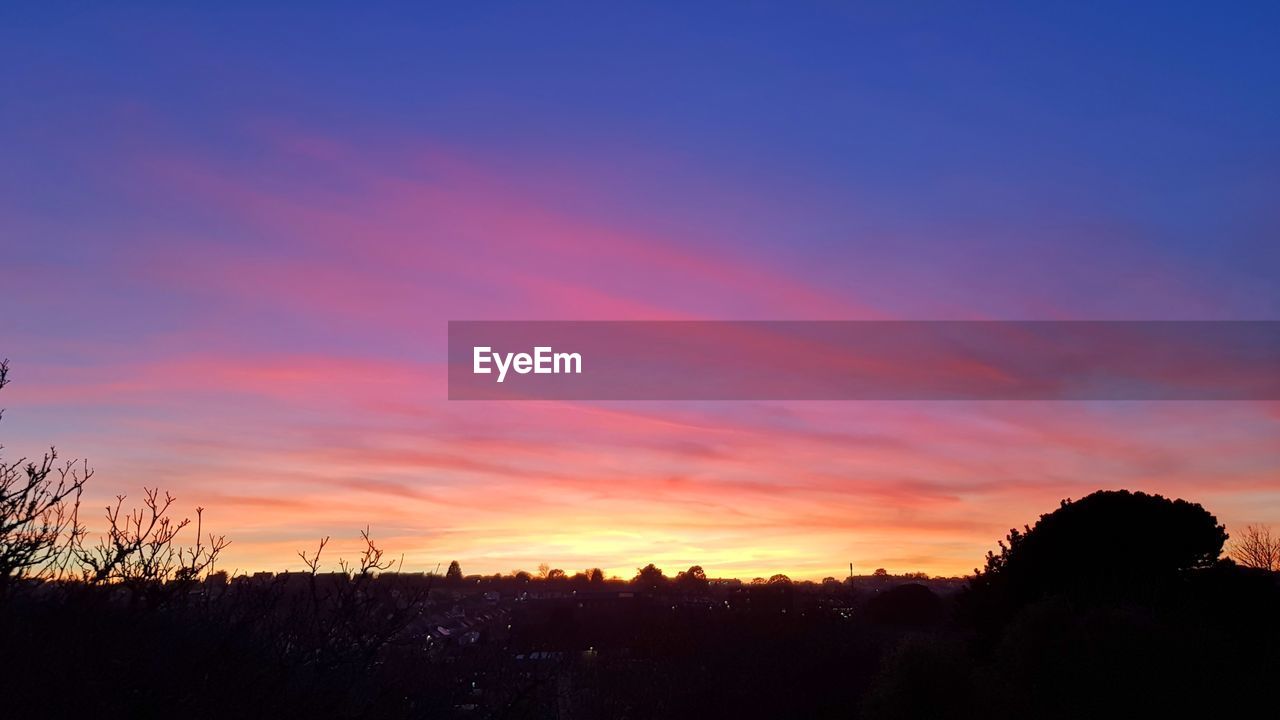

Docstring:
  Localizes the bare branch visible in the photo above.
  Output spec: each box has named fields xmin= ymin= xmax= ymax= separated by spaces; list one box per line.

xmin=1230 ymin=524 xmax=1280 ymax=571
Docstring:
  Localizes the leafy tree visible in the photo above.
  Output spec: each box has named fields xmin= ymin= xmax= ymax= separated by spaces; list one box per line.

xmin=445 ymin=560 xmax=463 ymax=582
xmin=675 ymin=564 xmax=708 ymax=591
xmin=861 ymin=635 xmax=977 ymax=720
xmin=864 ymin=583 xmax=944 ymax=626
xmin=767 ymin=573 xmax=792 ymax=586
xmin=632 ymin=563 xmax=666 ymax=591
xmin=967 ymin=489 xmax=1227 ymax=613
xmin=588 ymin=567 xmax=604 ymax=584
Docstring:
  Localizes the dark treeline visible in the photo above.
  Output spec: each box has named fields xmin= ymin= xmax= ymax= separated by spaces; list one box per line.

xmin=2 ymin=359 xmax=1279 ymax=719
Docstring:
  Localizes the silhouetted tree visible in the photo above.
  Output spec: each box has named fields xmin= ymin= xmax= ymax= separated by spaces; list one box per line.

xmin=767 ymin=573 xmax=792 ymax=586
xmin=0 ymin=360 xmax=89 ymax=588
xmin=675 ymin=564 xmax=708 ymax=591
xmin=546 ymin=568 xmax=566 ymax=581
xmin=445 ymin=560 xmax=463 ymax=582
xmin=633 ymin=563 xmax=667 ymax=591
xmin=74 ymin=487 xmax=228 ymax=585
xmin=864 ymin=584 xmax=944 ymax=626
xmin=588 ymin=567 xmax=605 ymax=585
xmin=0 ymin=361 xmax=228 ymax=591
xmin=862 ymin=635 xmax=977 ymax=720
xmin=274 ymin=525 xmax=432 ymax=713
xmin=1229 ymin=524 xmax=1279 ymax=571
xmin=967 ymin=489 xmax=1227 ymax=614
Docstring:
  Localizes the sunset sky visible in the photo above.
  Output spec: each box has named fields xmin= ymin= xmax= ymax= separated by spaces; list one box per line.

xmin=3 ymin=3 xmax=1278 ymax=579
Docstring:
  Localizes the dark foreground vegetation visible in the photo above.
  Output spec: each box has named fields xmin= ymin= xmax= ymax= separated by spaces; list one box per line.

xmin=3 ymin=360 xmax=1278 ymax=719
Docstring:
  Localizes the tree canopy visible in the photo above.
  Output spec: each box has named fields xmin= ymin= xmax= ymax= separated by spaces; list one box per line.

xmin=969 ymin=489 xmax=1227 ymax=611
xmin=633 ymin=563 xmax=667 ymax=591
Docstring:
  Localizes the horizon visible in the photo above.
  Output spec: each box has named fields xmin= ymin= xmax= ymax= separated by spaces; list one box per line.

xmin=4 ymin=3 xmax=1279 ymax=582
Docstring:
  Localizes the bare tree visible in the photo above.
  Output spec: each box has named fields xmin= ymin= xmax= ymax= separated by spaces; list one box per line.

xmin=0 ymin=359 xmax=90 ymax=587
xmin=2 ymin=360 xmax=226 ymax=591
xmin=175 ymin=505 xmax=230 ymax=582
xmin=1230 ymin=524 xmax=1280 ymax=571
xmin=298 ymin=535 xmax=330 ymax=575
xmin=283 ymin=528 xmax=422 ymax=678
xmin=75 ymin=487 xmax=229 ymax=585
xmin=339 ymin=526 xmax=397 ymax=577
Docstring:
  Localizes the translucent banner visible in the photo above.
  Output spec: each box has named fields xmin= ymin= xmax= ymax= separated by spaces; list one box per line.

xmin=447 ymin=321 xmax=1280 ymax=400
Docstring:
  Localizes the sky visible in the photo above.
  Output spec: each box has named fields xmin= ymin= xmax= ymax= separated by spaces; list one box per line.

xmin=2 ymin=2 xmax=1278 ymax=579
